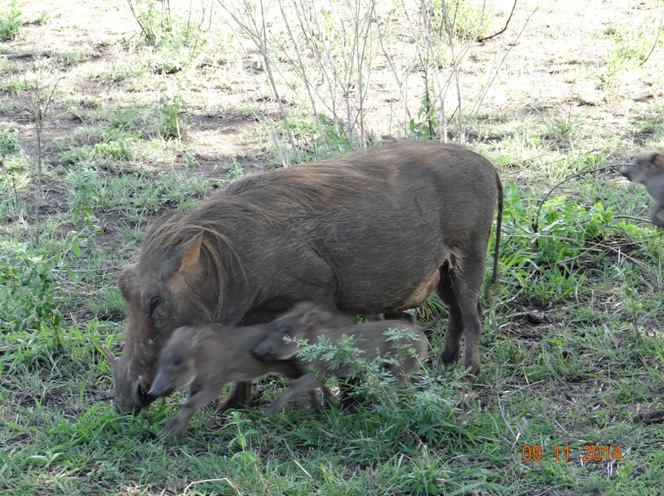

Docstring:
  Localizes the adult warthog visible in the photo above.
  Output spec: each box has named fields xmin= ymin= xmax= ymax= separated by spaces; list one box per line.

xmin=103 ymin=141 xmax=503 ymax=414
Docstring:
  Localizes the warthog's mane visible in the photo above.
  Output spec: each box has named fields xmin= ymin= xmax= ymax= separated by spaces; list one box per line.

xmin=139 ymin=158 xmax=381 ymax=319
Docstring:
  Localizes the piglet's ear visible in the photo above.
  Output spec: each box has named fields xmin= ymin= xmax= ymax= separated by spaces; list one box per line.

xmin=301 ymin=310 xmax=321 ymax=328
xmin=178 ymin=233 xmax=204 ymax=275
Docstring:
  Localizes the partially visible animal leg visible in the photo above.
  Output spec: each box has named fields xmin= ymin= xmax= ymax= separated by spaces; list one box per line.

xmin=438 ymin=263 xmax=464 ymax=367
xmin=447 ymin=252 xmax=487 ymax=377
xmin=216 ymin=381 xmax=253 ymax=412
xmin=651 ymin=203 xmax=664 ymax=228
xmin=338 ymin=375 xmax=362 ymax=413
xmin=365 ymin=312 xmax=415 ymax=323
xmin=159 ymin=385 xmax=221 ymax=438
xmin=264 ymin=374 xmax=323 ymax=416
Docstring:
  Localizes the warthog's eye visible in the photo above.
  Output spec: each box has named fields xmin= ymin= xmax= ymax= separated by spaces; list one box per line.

xmin=280 ymin=325 xmax=291 ymax=336
xmin=143 ymin=293 xmax=172 ymax=321
xmin=143 ymin=294 xmax=161 ymax=317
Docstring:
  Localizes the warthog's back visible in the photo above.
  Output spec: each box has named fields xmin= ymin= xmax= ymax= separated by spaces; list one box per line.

xmin=218 ymin=141 xmax=499 ymax=315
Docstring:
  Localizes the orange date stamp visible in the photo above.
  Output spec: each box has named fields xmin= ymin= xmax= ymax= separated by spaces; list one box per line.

xmin=521 ymin=445 xmax=623 ymax=462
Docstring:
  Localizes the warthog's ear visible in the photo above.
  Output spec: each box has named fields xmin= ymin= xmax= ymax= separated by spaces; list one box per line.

xmin=652 ymin=153 xmax=664 ymax=168
xmin=102 ymin=344 xmax=119 ymax=375
xmin=177 ymin=233 xmax=204 ymax=275
xmin=117 ymin=265 xmax=137 ymax=301
xmin=185 ymin=325 xmax=208 ymax=351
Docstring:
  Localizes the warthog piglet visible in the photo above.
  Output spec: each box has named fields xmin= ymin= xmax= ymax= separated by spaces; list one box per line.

xmin=149 ymin=323 xmax=322 ymax=438
xmin=620 ymin=151 xmax=664 ymax=228
xmin=253 ymin=302 xmax=429 ymax=416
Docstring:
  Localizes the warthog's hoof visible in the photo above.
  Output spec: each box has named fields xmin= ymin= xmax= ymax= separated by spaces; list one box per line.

xmin=157 ymin=418 xmax=186 ymax=439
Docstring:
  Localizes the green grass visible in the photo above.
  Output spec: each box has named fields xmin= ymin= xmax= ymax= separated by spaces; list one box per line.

xmin=2 ymin=0 xmax=664 ymax=494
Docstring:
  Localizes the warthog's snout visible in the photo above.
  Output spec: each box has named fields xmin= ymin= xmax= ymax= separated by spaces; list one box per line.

xmin=148 ymin=376 xmax=171 ymax=398
xmin=251 ymin=344 xmax=269 ymax=361
xmin=619 ymin=165 xmax=634 ymax=180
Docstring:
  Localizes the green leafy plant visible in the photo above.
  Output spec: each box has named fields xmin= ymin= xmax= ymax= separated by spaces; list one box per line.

xmin=426 ymin=0 xmax=492 ymax=42
xmin=156 ymin=85 xmax=187 ymax=140
xmin=0 ymin=240 xmax=66 ymax=344
xmin=498 ymin=182 xmax=625 ymax=306
xmin=125 ymin=0 xmax=210 ymax=71
xmin=0 ymin=127 xmax=20 ymax=156
xmin=0 ymin=0 xmax=22 ymax=42
xmin=597 ymin=20 xmax=655 ymax=89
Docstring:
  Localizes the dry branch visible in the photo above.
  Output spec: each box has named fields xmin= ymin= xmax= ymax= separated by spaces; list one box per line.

xmin=477 ymin=0 xmax=517 ymax=43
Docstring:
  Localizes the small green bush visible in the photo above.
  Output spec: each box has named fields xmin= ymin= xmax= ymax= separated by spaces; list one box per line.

xmin=0 ymin=127 xmax=20 ymax=156
xmin=0 ymin=1 xmax=21 ymax=42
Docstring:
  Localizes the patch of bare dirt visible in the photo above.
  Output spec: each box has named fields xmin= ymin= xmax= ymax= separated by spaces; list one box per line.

xmin=4 ymin=0 xmax=662 ymax=177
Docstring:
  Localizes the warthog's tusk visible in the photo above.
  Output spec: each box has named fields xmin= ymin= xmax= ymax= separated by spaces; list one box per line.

xmin=102 ymin=344 xmax=117 ymax=362
xmin=138 ymin=375 xmax=150 ymax=395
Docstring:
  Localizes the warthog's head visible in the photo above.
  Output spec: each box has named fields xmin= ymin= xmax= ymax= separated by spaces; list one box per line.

xmin=252 ymin=302 xmax=344 ymax=361
xmin=620 ymin=151 xmax=664 ymax=184
xmin=148 ymin=326 xmax=200 ymax=398
xmin=105 ymin=233 xmax=218 ymax=413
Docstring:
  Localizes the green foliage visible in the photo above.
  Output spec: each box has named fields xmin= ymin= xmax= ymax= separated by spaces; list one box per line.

xmin=291 ymin=325 xmax=461 ymax=446
xmin=125 ymin=0 xmax=209 ymax=72
xmin=0 ymin=238 xmax=78 ymax=358
xmin=0 ymin=0 xmax=21 ymax=42
xmin=295 ymin=333 xmax=368 ymax=379
xmin=408 ymin=93 xmax=439 ymax=139
xmin=428 ymin=0 xmax=492 ymax=41
xmin=0 ymin=127 xmax=20 ymax=157
xmin=34 ymin=11 xmax=49 ymax=26
xmin=0 ymin=73 xmax=37 ymax=94
xmin=2 ymin=2 xmax=664 ymax=494
xmin=156 ymin=85 xmax=187 ymax=139
xmin=597 ymin=20 xmax=655 ymax=89
xmin=499 ymin=182 xmax=628 ymax=306
xmin=424 ymin=0 xmax=492 ymax=50
xmin=226 ymin=160 xmax=245 ymax=180
xmin=126 ymin=0 xmax=175 ymax=48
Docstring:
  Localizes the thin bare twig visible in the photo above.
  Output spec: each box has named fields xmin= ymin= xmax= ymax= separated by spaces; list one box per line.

xmin=375 ymin=6 xmax=414 ymax=126
xmin=640 ymin=7 xmax=664 ymax=67
xmin=477 ymin=0 xmax=518 ymax=43
xmin=32 ymin=74 xmax=62 ymax=245
xmin=532 ymin=164 xmax=617 ymax=233
xmin=473 ymin=6 xmax=536 ymax=117
xmin=277 ymin=0 xmax=328 ymax=151
xmin=440 ymin=0 xmax=465 ymax=142
xmin=216 ymin=0 xmax=296 ymax=165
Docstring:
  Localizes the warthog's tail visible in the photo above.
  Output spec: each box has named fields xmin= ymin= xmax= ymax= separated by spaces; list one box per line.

xmin=491 ymin=171 xmax=503 ymax=284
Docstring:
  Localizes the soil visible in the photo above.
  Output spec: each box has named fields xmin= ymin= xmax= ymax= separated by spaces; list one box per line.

xmin=3 ymin=0 xmax=662 ymax=179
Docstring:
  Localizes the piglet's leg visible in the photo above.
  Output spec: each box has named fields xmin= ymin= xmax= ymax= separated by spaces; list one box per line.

xmin=158 ymin=384 xmax=221 ymax=438
xmin=264 ymin=374 xmax=323 ymax=416
xmin=216 ymin=381 xmax=253 ymax=412
xmin=651 ymin=203 xmax=664 ymax=228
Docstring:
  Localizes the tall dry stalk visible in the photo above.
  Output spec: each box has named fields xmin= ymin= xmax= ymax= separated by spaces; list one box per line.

xmin=216 ymin=0 xmax=525 ymax=155
xmin=277 ymin=0 xmax=376 ymax=151
xmin=216 ymin=0 xmax=298 ymax=165
xmin=30 ymin=71 xmax=60 ymax=244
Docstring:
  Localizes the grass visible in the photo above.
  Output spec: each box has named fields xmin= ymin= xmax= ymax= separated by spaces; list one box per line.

xmin=2 ymin=0 xmax=664 ymax=494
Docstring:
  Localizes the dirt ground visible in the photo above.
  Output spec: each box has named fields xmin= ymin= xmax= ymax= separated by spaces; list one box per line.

xmin=3 ymin=0 xmax=662 ymax=177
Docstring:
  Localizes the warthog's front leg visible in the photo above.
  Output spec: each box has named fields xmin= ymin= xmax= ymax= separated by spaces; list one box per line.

xmin=158 ymin=384 xmax=221 ymax=438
